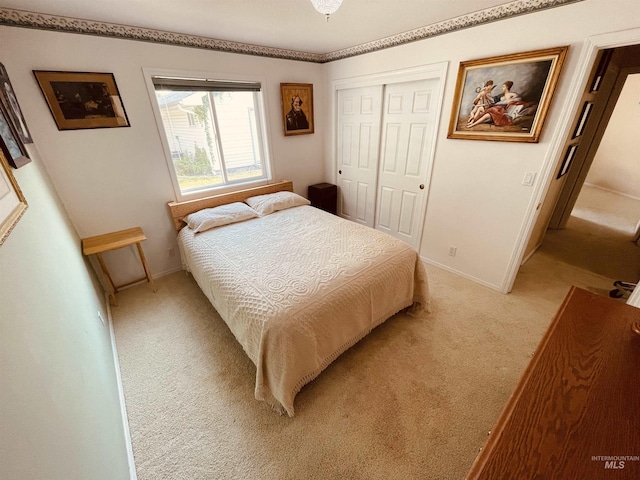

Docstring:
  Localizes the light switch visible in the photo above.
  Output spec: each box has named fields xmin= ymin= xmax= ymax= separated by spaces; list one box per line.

xmin=522 ymin=171 xmax=536 ymax=186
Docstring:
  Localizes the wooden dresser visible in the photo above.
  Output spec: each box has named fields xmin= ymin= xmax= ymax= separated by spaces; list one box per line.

xmin=466 ymin=286 xmax=640 ymax=479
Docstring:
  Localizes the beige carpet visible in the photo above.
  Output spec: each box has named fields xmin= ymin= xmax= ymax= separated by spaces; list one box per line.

xmin=539 ymin=184 xmax=640 ymax=283
xmin=112 ymin=186 xmax=633 ymax=480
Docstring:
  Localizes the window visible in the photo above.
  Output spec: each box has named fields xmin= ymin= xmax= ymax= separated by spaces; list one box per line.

xmin=150 ymin=74 xmax=271 ymax=199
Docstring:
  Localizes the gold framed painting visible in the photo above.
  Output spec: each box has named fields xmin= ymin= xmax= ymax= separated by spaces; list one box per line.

xmin=0 ymin=148 xmax=27 ymax=247
xmin=33 ymin=71 xmax=130 ymax=130
xmin=447 ymin=46 xmax=568 ymax=143
xmin=280 ymin=83 xmax=314 ymax=136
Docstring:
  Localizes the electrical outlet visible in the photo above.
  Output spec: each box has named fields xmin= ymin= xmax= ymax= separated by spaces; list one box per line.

xmin=168 ymin=247 xmax=175 ymax=257
xmin=448 ymin=246 xmax=457 ymax=257
xmin=97 ymin=311 xmax=106 ymax=326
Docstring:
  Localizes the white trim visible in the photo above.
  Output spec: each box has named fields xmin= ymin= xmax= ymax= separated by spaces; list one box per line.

xmin=520 ymin=243 xmax=541 ymax=265
xmin=422 ymin=256 xmax=502 ymax=292
xmin=152 ymin=265 xmax=185 ymax=278
xmin=106 ymin=294 xmax=138 ymax=480
xmin=583 ymin=182 xmax=640 ymax=203
xmin=332 ymin=63 xmax=448 ymax=91
xmin=113 ymin=265 xmax=184 ymax=292
xmin=502 ymin=27 xmax=640 ymax=294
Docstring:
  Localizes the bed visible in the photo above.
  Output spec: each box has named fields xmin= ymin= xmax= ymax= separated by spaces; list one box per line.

xmin=168 ymin=180 xmax=430 ymax=416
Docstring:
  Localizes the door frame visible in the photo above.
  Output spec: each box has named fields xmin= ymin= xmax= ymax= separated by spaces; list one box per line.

xmin=503 ymin=27 xmax=640 ymax=293
xmin=550 ymin=61 xmax=640 ymax=230
xmin=330 ymin=62 xmax=448 ymax=248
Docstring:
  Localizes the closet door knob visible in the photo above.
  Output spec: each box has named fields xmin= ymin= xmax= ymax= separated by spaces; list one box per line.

xmin=339 ymin=170 xmax=342 ymax=174
xmin=419 ymin=184 xmax=425 ymax=190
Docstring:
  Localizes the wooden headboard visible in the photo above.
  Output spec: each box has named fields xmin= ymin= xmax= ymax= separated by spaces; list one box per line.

xmin=167 ymin=180 xmax=294 ymax=232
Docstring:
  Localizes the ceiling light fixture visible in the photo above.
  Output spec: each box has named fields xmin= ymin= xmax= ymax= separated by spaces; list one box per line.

xmin=311 ymin=0 xmax=343 ymax=21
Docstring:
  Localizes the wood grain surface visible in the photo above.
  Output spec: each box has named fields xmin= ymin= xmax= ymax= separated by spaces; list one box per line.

xmin=167 ymin=180 xmax=293 ymax=231
xmin=466 ymin=286 xmax=640 ymax=479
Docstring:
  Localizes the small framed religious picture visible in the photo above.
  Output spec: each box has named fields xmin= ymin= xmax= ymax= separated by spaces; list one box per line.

xmin=280 ymin=83 xmax=314 ymax=136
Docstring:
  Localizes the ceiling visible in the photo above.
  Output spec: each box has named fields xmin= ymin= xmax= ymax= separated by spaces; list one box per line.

xmin=5 ymin=0 xmax=519 ymax=55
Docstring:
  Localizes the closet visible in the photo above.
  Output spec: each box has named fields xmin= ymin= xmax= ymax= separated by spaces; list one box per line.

xmin=335 ymin=65 xmax=446 ymax=250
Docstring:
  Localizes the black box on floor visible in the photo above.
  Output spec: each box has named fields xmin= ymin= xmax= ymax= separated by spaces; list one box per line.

xmin=308 ymin=183 xmax=337 ymax=215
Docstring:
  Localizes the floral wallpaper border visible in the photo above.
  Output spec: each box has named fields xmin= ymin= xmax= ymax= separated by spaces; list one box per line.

xmin=0 ymin=0 xmax=583 ymax=64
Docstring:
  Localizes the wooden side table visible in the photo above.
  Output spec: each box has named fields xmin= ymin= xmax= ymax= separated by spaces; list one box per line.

xmin=82 ymin=227 xmax=156 ymax=305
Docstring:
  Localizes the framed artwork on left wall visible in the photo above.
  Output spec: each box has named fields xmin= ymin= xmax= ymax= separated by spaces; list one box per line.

xmin=0 ymin=148 xmax=28 ymax=247
xmin=0 ymin=62 xmax=33 ymax=144
xmin=0 ymin=102 xmax=30 ymax=169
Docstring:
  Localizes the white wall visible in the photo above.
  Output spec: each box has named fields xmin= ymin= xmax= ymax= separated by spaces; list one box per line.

xmin=0 ymin=27 xmax=326 ymax=287
xmin=585 ymin=73 xmax=640 ymax=199
xmin=1 ymin=1 xmax=639 ymax=476
xmin=325 ymin=0 xmax=640 ymax=291
xmin=0 ymin=146 xmax=130 ymax=480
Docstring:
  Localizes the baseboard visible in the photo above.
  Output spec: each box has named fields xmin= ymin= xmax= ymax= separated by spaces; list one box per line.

xmin=421 ymin=256 xmax=502 ymax=292
xmin=520 ymin=243 xmax=541 ymax=266
xmin=106 ymin=294 xmax=138 ymax=480
xmin=583 ymin=182 xmax=640 ymax=202
xmin=153 ymin=265 xmax=185 ymax=278
xmin=113 ymin=265 xmax=184 ymax=292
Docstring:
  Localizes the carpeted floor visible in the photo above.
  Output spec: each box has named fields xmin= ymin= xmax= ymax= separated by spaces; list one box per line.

xmin=111 ymin=185 xmax=637 ymax=480
xmin=538 ymin=184 xmax=640 ymax=283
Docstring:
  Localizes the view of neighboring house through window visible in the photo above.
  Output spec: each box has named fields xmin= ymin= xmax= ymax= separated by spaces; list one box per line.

xmin=151 ymin=76 xmax=270 ymax=197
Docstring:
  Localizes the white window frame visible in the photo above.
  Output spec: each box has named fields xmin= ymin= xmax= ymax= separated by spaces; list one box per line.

xmin=143 ymin=67 xmax=274 ymax=202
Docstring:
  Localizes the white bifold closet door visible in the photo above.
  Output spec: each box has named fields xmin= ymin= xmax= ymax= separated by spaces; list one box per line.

xmin=337 ymin=78 xmax=440 ymax=250
xmin=337 ymin=85 xmax=383 ymax=228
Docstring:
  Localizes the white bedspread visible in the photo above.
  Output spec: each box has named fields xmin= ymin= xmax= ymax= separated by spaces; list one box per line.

xmin=178 ymin=205 xmax=429 ymax=416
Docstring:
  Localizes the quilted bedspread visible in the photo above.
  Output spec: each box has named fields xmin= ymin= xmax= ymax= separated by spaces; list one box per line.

xmin=178 ymin=205 xmax=429 ymax=416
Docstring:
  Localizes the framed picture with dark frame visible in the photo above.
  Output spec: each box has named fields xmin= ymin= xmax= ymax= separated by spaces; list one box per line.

xmin=280 ymin=83 xmax=314 ymax=136
xmin=0 ymin=148 xmax=28 ymax=247
xmin=33 ymin=71 xmax=130 ymax=130
xmin=0 ymin=62 xmax=33 ymax=144
xmin=447 ymin=46 xmax=568 ymax=143
xmin=0 ymin=102 xmax=30 ymax=169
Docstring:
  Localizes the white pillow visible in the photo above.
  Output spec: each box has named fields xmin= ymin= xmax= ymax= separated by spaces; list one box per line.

xmin=244 ymin=191 xmax=310 ymax=216
xmin=184 ymin=202 xmax=259 ymax=233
